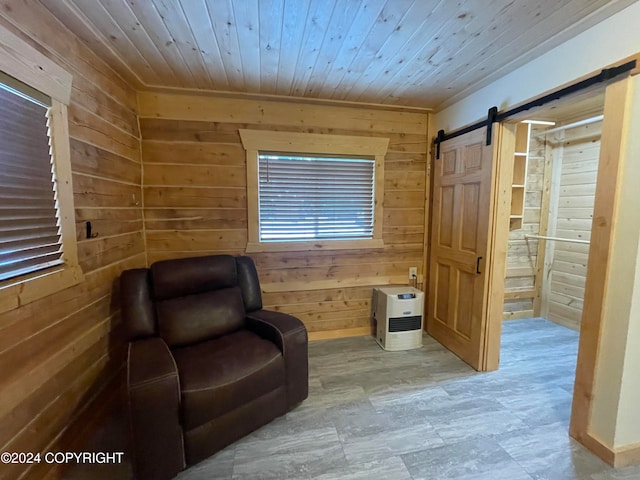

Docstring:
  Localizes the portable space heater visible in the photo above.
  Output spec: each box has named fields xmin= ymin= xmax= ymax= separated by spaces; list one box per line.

xmin=372 ymin=286 xmax=424 ymax=351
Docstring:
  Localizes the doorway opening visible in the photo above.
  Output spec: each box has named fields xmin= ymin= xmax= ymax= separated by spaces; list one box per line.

xmin=427 ymin=69 xmax=637 ymax=464
xmin=498 ymin=87 xmax=608 ymax=447
xmin=502 ymin=90 xmax=605 ymax=330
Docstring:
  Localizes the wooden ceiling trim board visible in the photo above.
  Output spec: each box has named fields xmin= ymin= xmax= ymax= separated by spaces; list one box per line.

xmin=332 ymin=0 xmax=415 ymax=101
xmin=97 ymin=0 xmax=181 ymax=85
xmin=257 ymin=0 xmax=284 ymax=95
xmin=231 ymin=0 xmax=262 ymax=92
xmin=300 ymin=0 xmax=363 ymax=98
xmin=136 ymin=91 xmax=428 ymax=135
xmin=287 ymin=0 xmax=335 ymax=97
xmin=315 ymin=0 xmax=388 ymax=99
xmin=141 ymin=83 xmax=432 ymax=114
xmin=69 ymin=0 xmax=162 ymax=86
xmin=152 ymin=0 xmax=213 ymax=90
xmin=275 ymin=0 xmax=312 ymax=95
xmin=179 ymin=0 xmax=230 ymax=91
xmin=205 ymin=0 xmax=247 ymax=92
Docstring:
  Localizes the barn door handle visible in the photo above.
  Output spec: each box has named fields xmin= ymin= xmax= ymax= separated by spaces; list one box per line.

xmin=476 ymin=256 xmax=482 ymax=274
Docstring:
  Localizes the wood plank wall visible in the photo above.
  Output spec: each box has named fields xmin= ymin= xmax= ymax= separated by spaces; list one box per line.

xmin=138 ymin=92 xmax=429 ymax=337
xmin=0 ymin=3 xmax=143 ymax=479
xmin=503 ymin=125 xmax=546 ymax=319
xmin=542 ymin=121 xmax=602 ymax=330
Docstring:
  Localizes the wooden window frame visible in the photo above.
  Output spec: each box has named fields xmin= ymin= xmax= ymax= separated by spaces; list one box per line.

xmin=240 ymin=129 xmax=388 ymax=253
xmin=0 ymin=23 xmax=82 ymax=314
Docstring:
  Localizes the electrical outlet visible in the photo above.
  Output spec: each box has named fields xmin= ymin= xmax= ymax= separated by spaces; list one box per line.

xmin=409 ymin=267 xmax=417 ymax=279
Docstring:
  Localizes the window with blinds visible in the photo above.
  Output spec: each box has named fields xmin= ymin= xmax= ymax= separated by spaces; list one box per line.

xmin=258 ymin=153 xmax=375 ymax=241
xmin=0 ymin=80 xmax=63 ymax=282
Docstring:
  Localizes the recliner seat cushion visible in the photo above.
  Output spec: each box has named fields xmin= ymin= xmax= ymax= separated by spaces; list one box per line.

xmin=173 ymin=330 xmax=285 ymax=430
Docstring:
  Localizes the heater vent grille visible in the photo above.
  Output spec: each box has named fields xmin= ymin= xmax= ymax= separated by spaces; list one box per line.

xmin=389 ymin=315 xmax=422 ymax=332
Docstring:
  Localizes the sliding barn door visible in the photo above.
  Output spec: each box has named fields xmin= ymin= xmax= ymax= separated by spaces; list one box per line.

xmin=427 ymin=127 xmax=498 ymax=371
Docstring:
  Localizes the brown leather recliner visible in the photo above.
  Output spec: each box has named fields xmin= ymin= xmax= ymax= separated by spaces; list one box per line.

xmin=120 ymin=254 xmax=308 ymax=480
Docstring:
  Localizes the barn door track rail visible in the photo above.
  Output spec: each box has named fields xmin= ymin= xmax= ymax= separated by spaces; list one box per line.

xmin=434 ymin=59 xmax=637 ymax=159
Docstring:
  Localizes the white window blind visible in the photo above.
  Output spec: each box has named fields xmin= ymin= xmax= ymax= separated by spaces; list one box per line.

xmin=0 ymin=81 xmax=63 ymax=282
xmin=258 ymin=153 xmax=375 ymax=242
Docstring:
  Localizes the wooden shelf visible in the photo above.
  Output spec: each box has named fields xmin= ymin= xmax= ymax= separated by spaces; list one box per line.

xmin=515 ymin=123 xmax=529 ymax=153
xmin=509 ymin=123 xmax=531 ymax=231
xmin=510 ymin=186 xmax=525 ymax=215
xmin=513 ymin=155 xmax=527 ymax=186
xmin=510 ymin=217 xmax=523 ymax=230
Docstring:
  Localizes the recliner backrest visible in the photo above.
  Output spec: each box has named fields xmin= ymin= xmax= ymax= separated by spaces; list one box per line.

xmin=120 ymin=255 xmax=264 ymax=346
xmin=235 ymin=255 xmax=263 ymax=313
xmin=152 ymin=255 xmax=244 ymax=347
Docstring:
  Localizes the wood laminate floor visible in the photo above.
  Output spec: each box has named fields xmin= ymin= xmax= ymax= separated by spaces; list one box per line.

xmin=65 ymin=318 xmax=640 ymax=479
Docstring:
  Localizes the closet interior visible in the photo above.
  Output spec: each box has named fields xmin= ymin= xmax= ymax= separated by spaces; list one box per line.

xmin=503 ymin=92 xmax=605 ymax=331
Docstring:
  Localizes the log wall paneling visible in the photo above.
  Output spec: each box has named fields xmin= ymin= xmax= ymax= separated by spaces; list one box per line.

xmin=0 ymin=3 xmax=143 ymax=479
xmin=138 ymin=93 xmax=428 ymax=335
xmin=542 ymin=121 xmax=602 ymax=330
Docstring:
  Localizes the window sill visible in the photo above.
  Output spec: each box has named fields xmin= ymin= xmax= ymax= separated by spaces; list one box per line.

xmin=0 ymin=264 xmax=84 ymax=315
xmin=245 ymin=238 xmax=385 ymax=253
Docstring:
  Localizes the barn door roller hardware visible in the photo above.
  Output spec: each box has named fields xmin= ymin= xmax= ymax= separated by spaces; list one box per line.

xmin=434 ymin=59 xmax=636 ymax=159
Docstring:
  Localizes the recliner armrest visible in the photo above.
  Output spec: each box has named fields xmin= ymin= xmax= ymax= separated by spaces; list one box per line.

xmin=246 ymin=310 xmax=306 ymax=351
xmin=129 ymin=337 xmax=179 ymax=386
xmin=128 ymin=338 xmax=185 ymax=480
xmin=246 ymin=310 xmax=308 ymax=407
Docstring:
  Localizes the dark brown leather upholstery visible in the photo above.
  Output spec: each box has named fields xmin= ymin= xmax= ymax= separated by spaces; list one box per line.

xmin=174 ymin=330 xmax=285 ymax=430
xmin=157 ymin=287 xmax=246 ymax=347
xmin=120 ymin=255 xmax=308 ymax=480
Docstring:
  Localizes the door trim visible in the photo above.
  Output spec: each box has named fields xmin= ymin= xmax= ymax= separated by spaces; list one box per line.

xmin=569 ymin=76 xmax=632 ymax=453
xmin=481 ymin=123 xmax=516 ymax=370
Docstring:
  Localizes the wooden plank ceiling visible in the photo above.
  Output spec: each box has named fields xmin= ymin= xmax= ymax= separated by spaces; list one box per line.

xmin=40 ymin=0 xmax=634 ymax=109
